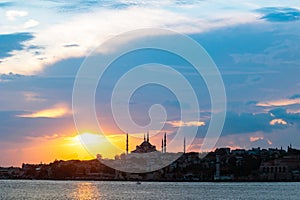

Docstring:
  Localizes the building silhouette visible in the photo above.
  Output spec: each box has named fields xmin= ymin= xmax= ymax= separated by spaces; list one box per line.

xmin=127 ymin=132 xmax=167 ymax=153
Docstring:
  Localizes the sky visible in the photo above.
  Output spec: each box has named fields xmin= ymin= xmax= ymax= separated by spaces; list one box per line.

xmin=1 ymin=0 xmax=300 ymax=167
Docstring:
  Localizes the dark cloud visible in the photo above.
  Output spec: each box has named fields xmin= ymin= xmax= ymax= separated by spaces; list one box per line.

xmin=110 ymin=2 xmax=136 ymax=9
xmin=222 ymin=112 xmax=274 ymax=134
xmin=0 ymin=73 xmax=24 ymax=82
xmin=0 ymin=33 xmax=34 ymax=59
xmin=175 ymin=0 xmax=205 ymax=6
xmin=0 ymin=110 xmax=73 ymax=142
xmin=194 ymin=20 xmax=300 ymax=107
xmin=191 ymin=23 xmax=279 ymax=69
xmin=0 ymin=71 xmax=77 ymax=143
xmin=47 ymin=0 xmax=136 ymax=12
xmin=0 ymin=1 xmax=13 ymax=7
xmin=245 ymin=75 xmax=264 ymax=85
xmin=220 ymin=108 xmax=300 ymax=136
xmin=162 ymin=100 xmax=180 ymax=109
xmin=257 ymin=7 xmax=300 ymax=22
xmin=245 ymin=100 xmax=258 ymax=106
xmin=195 ymin=108 xmax=300 ymax=139
xmin=63 ymin=44 xmax=80 ymax=48
xmin=0 ymin=73 xmax=65 ymax=89
xmin=289 ymin=94 xmax=300 ymax=99
xmin=270 ymin=108 xmax=300 ymax=122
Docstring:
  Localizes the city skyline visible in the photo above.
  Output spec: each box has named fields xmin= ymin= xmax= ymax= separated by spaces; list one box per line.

xmin=1 ymin=1 xmax=300 ymax=167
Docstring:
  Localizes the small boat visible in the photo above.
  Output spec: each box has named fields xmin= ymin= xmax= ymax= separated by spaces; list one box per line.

xmin=136 ymin=181 xmax=141 ymax=185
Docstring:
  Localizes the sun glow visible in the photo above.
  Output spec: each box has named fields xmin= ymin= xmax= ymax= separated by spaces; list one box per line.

xmin=0 ymin=131 xmax=148 ymax=167
xmin=17 ymin=103 xmax=71 ymax=118
xmin=69 ymin=132 xmax=125 ymax=159
xmin=72 ymin=132 xmax=105 ymax=146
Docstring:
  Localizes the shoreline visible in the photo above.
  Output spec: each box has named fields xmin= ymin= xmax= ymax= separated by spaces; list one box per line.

xmin=1 ymin=178 xmax=300 ymax=183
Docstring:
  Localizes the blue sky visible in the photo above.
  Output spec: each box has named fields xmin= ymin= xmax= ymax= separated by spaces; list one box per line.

xmin=1 ymin=0 xmax=300 ymax=166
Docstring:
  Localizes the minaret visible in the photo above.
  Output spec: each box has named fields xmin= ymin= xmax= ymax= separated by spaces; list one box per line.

xmin=183 ymin=137 xmax=186 ymax=154
xmin=215 ymin=154 xmax=220 ymax=181
xmin=144 ymin=133 xmax=146 ymax=142
xmin=126 ymin=133 xmax=129 ymax=155
xmin=161 ymin=139 xmax=164 ymax=153
xmin=147 ymin=131 xmax=149 ymax=143
xmin=164 ymin=132 xmax=167 ymax=153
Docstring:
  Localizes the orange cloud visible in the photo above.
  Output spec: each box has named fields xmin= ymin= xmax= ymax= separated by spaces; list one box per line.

xmin=165 ymin=120 xmax=205 ymax=127
xmin=18 ymin=103 xmax=71 ymax=118
xmin=287 ymin=109 xmax=300 ymax=114
xmin=257 ymin=98 xmax=300 ymax=107
xmin=269 ymin=119 xmax=287 ymax=125
xmin=250 ymin=136 xmax=264 ymax=142
xmin=267 ymin=139 xmax=273 ymax=145
xmin=23 ymin=92 xmax=45 ymax=102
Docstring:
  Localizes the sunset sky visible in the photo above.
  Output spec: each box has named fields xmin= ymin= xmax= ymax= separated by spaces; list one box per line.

xmin=1 ymin=0 xmax=300 ymax=167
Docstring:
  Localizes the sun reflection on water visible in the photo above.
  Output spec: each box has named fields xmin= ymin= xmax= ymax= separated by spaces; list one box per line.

xmin=72 ymin=182 xmax=100 ymax=200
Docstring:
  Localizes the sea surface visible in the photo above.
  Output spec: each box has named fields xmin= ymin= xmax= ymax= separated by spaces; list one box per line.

xmin=0 ymin=180 xmax=299 ymax=200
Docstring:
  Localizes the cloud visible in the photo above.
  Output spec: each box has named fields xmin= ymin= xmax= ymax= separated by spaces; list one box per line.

xmin=250 ymin=136 xmax=264 ymax=142
xmin=0 ymin=110 xmax=74 ymax=142
xmin=269 ymin=108 xmax=300 ymax=121
xmin=165 ymin=120 xmax=205 ymax=127
xmin=221 ymin=112 xmax=274 ymax=135
xmin=0 ymin=73 xmax=26 ymax=83
xmin=45 ymin=0 xmax=132 ymax=12
xmin=246 ymin=100 xmax=258 ymax=106
xmin=219 ymin=108 xmax=300 ymax=136
xmin=270 ymin=118 xmax=287 ymax=125
xmin=23 ymin=19 xmax=39 ymax=29
xmin=229 ymin=22 xmax=300 ymax=68
xmin=267 ymin=139 xmax=273 ymax=145
xmin=231 ymin=40 xmax=300 ymax=67
xmin=1 ymin=7 xmax=202 ymax=74
xmin=17 ymin=103 xmax=71 ymax=118
xmin=0 ymin=71 xmax=76 ymax=117
xmin=63 ymin=44 xmax=80 ymax=48
xmin=250 ymin=137 xmax=273 ymax=146
xmin=6 ymin=10 xmax=28 ymax=21
xmin=22 ymin=92 xmax=45 ymax=102
xmin=0 ymin=2 xmax=13 ymax=7
xmin=289 ymin=94 xmax=300 ymax=99
xmin=191 ymin=131 xmax=276 ymax=152
xmin=287 ymin=109 xmax=300 ymax=114
xmin=257 ymin=7 xmax=300 ymax=22
xmin=257 ymin=98 xmax=300 ymax=107
xmin=0 ymin=3 xmax=259 ymax=75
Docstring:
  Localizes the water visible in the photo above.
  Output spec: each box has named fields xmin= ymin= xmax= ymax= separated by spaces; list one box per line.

xmin=0 ymin=180 xmax=299 ymax=200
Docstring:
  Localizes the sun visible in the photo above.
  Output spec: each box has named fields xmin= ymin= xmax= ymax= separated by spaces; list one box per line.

xmin=69 ymin=132 xmax=123 ymax=159
xmin=72 ymin=132 xmax=106 ymax=146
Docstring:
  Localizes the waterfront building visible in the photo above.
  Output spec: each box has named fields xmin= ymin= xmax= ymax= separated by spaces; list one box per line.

xmin=128 ymin=132 xmax=167 ymax=154
xmin=131 ymin=132 xmax=157 ymax=153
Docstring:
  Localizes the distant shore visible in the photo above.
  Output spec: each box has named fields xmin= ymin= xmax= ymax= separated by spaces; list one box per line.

xmin=2 ymin=178 xmax=300 ymax=183
xmin=2 ymin=146 xmax=300 ymax=182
